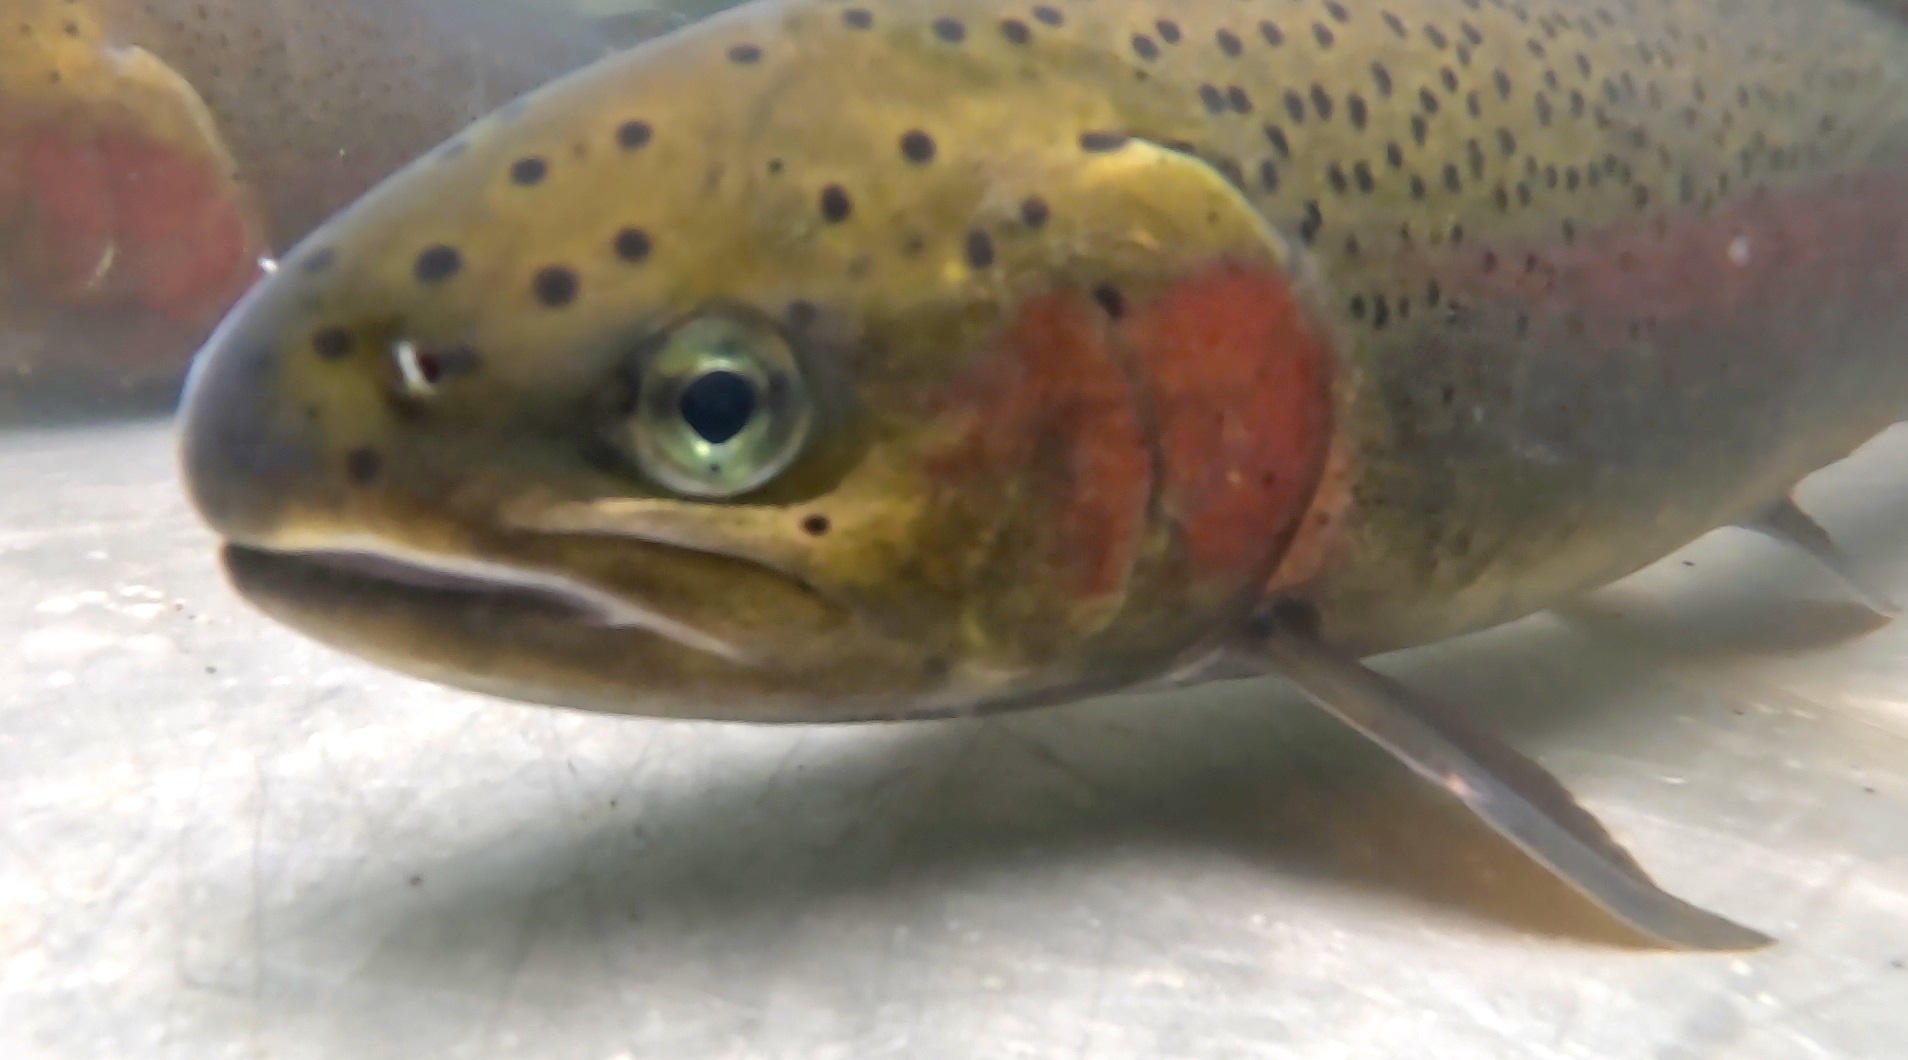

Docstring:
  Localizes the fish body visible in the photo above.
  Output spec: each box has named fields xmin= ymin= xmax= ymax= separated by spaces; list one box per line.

xmin=177 ymin=0 xmax=1908 ymax=948
xmin=0 ymin=0 xmax=629 ymax=417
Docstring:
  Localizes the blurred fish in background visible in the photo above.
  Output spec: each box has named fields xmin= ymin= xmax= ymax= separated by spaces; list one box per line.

xmin=0 ymin=0 xmax=720 ymax=423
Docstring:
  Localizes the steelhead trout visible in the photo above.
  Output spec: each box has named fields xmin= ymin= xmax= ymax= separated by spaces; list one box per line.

xmin=176 ymin=0 xmax=1908 ymax=950
xmin=0 ymin=0 xmax=635 ymax=417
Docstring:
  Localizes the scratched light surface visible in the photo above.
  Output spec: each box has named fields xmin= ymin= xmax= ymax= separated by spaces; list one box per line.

xmin=1 ymin=416 xmax=1903 ymax=1059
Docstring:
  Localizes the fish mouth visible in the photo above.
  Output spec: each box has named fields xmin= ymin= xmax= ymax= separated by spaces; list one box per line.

xmin=212 ymin=538 xmax=955 ymax=721
xmin=221 ymin=542 xmax=753 ymax=664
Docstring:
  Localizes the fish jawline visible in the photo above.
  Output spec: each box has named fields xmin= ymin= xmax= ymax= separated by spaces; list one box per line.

xmin=217 ymin=542 xmax=752 ymax=665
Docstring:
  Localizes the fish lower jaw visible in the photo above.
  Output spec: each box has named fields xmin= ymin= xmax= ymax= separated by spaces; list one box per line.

xmin=217 ymin=541 xmax=751 ymax=665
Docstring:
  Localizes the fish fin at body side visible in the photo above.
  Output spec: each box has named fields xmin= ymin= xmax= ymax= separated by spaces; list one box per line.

xmin=1736 ymin=496 xmax=1899 ymax=618
xmin=1243 ymin=600 xmax=1774 ymax=952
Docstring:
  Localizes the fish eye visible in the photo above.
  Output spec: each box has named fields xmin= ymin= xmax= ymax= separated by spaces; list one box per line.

xmin=611 ymin=314 xmax=813 ymax=497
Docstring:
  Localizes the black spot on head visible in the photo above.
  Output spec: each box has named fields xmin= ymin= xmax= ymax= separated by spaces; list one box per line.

xmin=311 ymin=328 xmax=352 ymax=360
xmin=728 ymin=43 xmax=762 ymax=64
xmin=1199 ymin=84 xmax=1225 ymax=113
xmin=532 ymin=265 xmax=579 ymax=307
xmin=932 ymin=17 xmax=964 ymax=42
xmin=1226 ymin=86 xmax=1252 ymax=113
xmin=1260 ymin=20 xmax=1284 ymax=47
xmin=842 ymin=7 xmax=871 ymax=29
xmin=1079 ymin=130 xmax=1127 ymax=152
xmin=613 ymin=121 xmax=654 ymax=156
xmin=1033 ymin=5 xmax=1062 ymax=26
xmin=1324 ymin=0 xmax=1349 ymax=23
xmin=819 ymin=184 xmax=852 ymax=222
xmin=612 ymin=227 xmax=651 ymax=262
xmin=509 ymin=156 xmax=547 ymax=186
xmin=1265 ymin=125 xmax=1290 ymax=156
xmin=1156 ymin=19 xmax=1181 ymax=43
xmin=413 ymin=245 xmax=461 ymax=284
xmin=899 ymin=130 xmax=936 ymax=164
xmin=345 ymin=448 xmax=382 ymax=485
xmin=1092 ymin=284 xmax=1124 ymax=317
xmin=1020 ymin=195 xmax=1050 ymax=227
xmin=1216 ymin=28 xmax=1241 ymax=56
xmin=801 ymin=513 xmax=831 ymax=536
xmin=964 ymin=229 xmax=995 ymax=269
xmin=1313 ymin=23 xmax=1334 ymax=47
xmin=1131 ymin=33 xmax=1158 ymax=60
xmin=999 ymin=17 xmax=1029 ymax=44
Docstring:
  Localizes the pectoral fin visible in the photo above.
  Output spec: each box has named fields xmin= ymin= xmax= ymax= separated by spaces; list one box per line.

xmin=1737 ymin=495 xmax=1897 ymax=619
xmin=1247 ymin=601 xmax=1774 ymax=952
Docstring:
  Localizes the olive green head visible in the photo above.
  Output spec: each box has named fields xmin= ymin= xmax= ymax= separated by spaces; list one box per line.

xmin=177 ymin=0 xmax=1331 ymax=720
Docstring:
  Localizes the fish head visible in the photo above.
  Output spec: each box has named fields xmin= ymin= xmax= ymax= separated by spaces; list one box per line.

xmin=177 ymin=5 xmax=1338 ymax=721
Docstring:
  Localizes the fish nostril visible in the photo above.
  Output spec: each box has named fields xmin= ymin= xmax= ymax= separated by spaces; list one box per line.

xmin=391 ymin=338 xmax=484 ymax=399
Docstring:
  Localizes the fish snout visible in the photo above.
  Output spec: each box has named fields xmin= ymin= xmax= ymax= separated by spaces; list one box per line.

xmin=176 ymin=275 xmax=340 ymax=545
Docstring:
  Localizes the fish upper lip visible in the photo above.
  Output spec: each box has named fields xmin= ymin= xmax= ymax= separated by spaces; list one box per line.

xmin=221 ymin=541 xmax=754 ymax=664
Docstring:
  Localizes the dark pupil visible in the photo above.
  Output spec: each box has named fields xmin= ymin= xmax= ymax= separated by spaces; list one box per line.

xmin=678 ymin=369 xmax=757 ymax=444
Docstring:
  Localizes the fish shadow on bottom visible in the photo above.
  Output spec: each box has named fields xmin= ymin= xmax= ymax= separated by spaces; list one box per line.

xmin=285 ymin=442 xmax=1908 ymax=1006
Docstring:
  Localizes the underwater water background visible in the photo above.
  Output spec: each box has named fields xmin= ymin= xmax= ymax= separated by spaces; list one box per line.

xmin=2 ymin=1 xmax=1906 ymax=1057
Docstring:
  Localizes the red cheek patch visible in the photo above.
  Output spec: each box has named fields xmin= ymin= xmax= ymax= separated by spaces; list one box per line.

xmin=927 ymin=259 xmax=1338 ymax=611
xmin=1117 ymin=261 xmax=1335 ymax=589
xmin=927 ymin=292 xmax=1152 ymax=603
